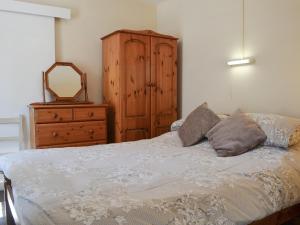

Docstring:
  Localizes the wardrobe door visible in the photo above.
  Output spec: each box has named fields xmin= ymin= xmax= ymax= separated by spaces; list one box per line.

xmin=150 ymin=37 xmax=177 ymax=137
xmin=102 ymin=34 xmax=121 ymax=143
xmin=119 ymin=34 xmax=151 ymax=142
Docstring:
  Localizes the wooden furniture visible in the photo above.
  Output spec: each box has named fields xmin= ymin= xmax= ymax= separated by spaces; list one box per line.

xmin=29 ymin=104 xmax=108 ymax=148
xmin=4 ymin=177 xmax=20 ymax=225
xmin=42 ymin=62 xmax=90 ymax=104
xmin=249 ymin=203 xmax=300 ymax=225
xmin=102 ymin=30 xmax=178 ymax=143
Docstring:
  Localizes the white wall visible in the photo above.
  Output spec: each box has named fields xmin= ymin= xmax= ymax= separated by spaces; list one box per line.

xmin=1 ymin=0 xmax=157 ymax=148
xmin=0 ymin=11 xmax=55 ymax=148
xmin=157 ymin=0 xmax=180 ymax=37
xmin=157 ymin=0 xmax=300 ymax=118
xmin=21 ymin=0 xmax=157 ymax=104
xmin=5 ymin=0 xmax=300 ymax=147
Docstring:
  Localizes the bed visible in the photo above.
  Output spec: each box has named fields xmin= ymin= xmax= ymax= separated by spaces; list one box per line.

xmin=1 ymin=131 xmax=300 ymax=225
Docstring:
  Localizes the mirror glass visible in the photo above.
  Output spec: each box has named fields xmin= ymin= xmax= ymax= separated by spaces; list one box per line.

xmin=48 ymin=65 xmax=82 ymax=98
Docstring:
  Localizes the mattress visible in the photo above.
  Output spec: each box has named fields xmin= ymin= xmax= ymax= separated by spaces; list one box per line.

xmin=1 ymin=132 xmax=300 ymax=225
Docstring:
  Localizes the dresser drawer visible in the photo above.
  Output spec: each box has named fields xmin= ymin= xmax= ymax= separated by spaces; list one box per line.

xmin=35 ymin=121 xmax=107 ymax=147
xmin=35 ymin=109 xmax=73 ymax=123
xmin=74 ymin=107 xmax=106 ymax=121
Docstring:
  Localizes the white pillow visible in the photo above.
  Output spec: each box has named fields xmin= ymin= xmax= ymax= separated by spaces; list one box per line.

xmin=247 ymin=113 xmax=300 ymax=148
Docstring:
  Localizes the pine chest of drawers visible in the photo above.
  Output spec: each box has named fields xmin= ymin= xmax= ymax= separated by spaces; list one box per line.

xmin=29 ymin=104 xmax=108 ymax=149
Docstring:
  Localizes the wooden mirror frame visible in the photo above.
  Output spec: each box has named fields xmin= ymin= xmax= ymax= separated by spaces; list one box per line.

xmin=43 ymin=62 xmax=89 ymax=103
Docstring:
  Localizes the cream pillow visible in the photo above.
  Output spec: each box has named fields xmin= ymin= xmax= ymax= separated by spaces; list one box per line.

xmin=247 ymin=113 xmax=300 ymax=148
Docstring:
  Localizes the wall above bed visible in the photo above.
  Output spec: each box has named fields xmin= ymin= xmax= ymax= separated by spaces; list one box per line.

xmin=157 ymin=0 xmax=300 ymax=118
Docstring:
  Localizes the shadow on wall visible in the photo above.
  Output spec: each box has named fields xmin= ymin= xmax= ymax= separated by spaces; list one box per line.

xmin=177 ymin=40 xmax=183 ymax=118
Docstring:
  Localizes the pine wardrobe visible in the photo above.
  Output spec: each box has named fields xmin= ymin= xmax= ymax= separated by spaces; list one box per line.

xmin=102 ymin=30 xmax=178 ymax=143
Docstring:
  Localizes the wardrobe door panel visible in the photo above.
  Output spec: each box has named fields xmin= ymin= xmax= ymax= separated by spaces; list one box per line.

xmin=102 ymin=34 xmax=121 ymax=143
xmin=120 ymin=34 xmax=151 ymax=141
xmin=151 ymin=37 xmax=177 ymax=137
xmin=125 ymin=129 xmax=147 ymax=142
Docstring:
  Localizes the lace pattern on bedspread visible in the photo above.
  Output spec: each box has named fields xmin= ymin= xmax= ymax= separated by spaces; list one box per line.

xmin=1 ymin=132 xmax=300 ymax=225
xmin=59 ymin=167 xmax=300 ymax=225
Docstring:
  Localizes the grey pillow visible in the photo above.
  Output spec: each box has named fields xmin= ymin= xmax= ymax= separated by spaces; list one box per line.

xmin=178 ymin=103 xmax=220 ymax=147
xmin=206 ymin=110 xmax=267 ymax=157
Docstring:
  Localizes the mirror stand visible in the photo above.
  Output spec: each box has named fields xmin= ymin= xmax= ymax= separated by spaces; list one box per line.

xmin=42 ymin=62 xmax=92 ymax=105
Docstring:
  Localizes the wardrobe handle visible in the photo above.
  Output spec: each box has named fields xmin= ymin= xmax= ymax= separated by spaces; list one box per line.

xmin=52 ymin=132 xmax=58 ymax=137
xmin=147 ymin=83 xmax=156 ymax=87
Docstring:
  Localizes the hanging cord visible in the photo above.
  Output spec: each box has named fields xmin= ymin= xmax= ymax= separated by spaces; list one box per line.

xmin=242 ymin=0 xmax=245 ymax=58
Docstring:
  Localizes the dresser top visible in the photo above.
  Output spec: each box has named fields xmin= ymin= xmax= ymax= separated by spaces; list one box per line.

xmin=29 ymin=103 xmax=108 ymax=109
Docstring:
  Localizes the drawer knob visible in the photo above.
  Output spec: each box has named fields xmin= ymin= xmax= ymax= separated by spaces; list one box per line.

xmin=88 ymin=129 xmax=95 ymax=134
xmin=53 ymin=113 xmax=58 ymax=119
xmin=88 ymin=112 xmax=94 ymax=118
xmin=52 ymin=132 xmax=58 ymax=137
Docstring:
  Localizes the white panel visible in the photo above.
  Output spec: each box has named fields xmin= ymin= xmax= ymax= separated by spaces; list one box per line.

xmin=0 ymin=11 xmax=55 ymax=148
xmin=0 ymin=0 xmax=71 ymax=19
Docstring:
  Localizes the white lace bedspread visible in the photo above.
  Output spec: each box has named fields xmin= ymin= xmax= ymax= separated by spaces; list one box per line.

xmin=1 ymin=132 xmax=300 ymax=225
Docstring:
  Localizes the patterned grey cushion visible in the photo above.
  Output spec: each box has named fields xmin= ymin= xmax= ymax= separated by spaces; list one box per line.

xmin=207 ymin=111 xmax=267 ymax=157
xmin=247 ymin=113 xmax=300 ymax=148
xmin=178 ymin=103 xmax=220 ymax=147
xmin=171 ymin=119 xmax=185 ymax=132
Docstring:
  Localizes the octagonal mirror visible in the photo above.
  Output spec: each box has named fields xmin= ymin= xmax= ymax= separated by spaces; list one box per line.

xmin=45 ymin=62 xmax=87 ymax=102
